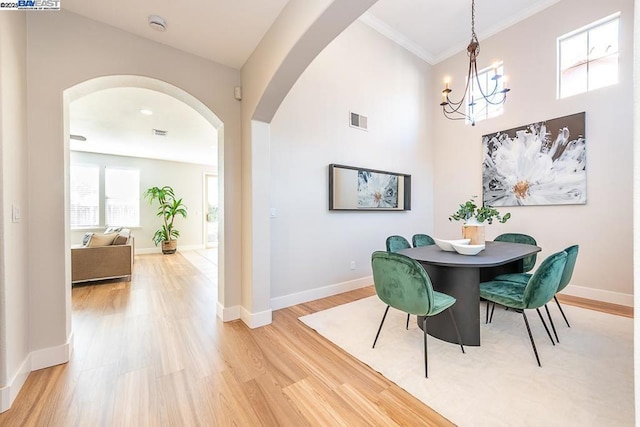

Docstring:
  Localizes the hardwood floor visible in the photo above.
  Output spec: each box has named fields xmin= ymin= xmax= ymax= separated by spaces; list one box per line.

xmin=0 ymin=253 xmax=453 ymax=426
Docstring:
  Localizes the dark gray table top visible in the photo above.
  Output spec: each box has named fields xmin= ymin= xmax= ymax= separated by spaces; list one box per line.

xmin=397 ymin=241 xmax=541 ymax=268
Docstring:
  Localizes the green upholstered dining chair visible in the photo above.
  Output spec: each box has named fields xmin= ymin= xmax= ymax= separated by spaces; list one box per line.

xmin=492 ymin=245 xmax=579 ymax=334
xmin=494 ymin=233 xmax=538 ymax=273
xmin=386 ymin=235 xmax=411 ymax=253
xmin=412 ymin=234 xmax=436 ymax=248
xmin=371 ymin=251 xmax=465 ymax=377
xmin=479 ymin=250 xmax=567 ymax=367
xmin=385 ymin=235 xmax=413 ymax=329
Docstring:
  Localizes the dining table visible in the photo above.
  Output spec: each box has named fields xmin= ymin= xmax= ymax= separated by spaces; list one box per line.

xmin=397 ymin=240 xmax=541 ymax=346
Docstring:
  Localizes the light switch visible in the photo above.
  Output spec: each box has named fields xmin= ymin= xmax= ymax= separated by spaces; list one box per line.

xmin=270 ymin=208 xmax=277 ymax=218
xmin=12 ymin=205 xmax=20 ymax=223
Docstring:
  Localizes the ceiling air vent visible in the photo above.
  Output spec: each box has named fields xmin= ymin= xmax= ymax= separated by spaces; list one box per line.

xmin=152 ymin=129 xmax=168 ymax=137
xmin=349 ymin=112 xmax=368 ymax=131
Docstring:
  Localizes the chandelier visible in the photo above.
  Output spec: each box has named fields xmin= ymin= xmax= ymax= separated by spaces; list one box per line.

xmin=440 ymin=0 xmax=510 ymax=126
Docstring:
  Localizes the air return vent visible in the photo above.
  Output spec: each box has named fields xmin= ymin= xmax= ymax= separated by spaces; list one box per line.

xmin=349 ymin=112 xmax=368 ymax=131
xmin=152 ymin=129 xmax=168 ymax=136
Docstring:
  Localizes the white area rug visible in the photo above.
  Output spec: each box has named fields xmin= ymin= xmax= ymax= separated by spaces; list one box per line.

xmin=299 ymin=296 xmax=634 ymax=426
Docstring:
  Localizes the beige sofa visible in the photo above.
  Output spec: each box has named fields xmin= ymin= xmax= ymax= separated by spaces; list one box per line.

xmin=71 ymin=229 xmax=134 ymax=283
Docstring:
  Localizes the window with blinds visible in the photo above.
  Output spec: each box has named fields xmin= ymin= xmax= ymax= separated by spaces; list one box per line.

xmin=105 ymin=168 xmax=140 ymax=227
xmin=70 ymin=164 xmax=100 ymax=228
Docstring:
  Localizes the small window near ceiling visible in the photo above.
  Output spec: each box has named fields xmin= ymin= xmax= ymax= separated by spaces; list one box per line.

xmin=558 ymin=13 xmax=620 ymax=99
xmin=466 ymin=63 xmax=506 ymax=125
xmin=70 ymin=164 xmax=100 ymax=228
xmin=105 ymin=168 xmax=140 ymax=227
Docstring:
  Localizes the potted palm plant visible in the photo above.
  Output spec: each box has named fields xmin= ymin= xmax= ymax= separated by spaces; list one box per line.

xmin=143 ymin=185 xmax=187 ymax=254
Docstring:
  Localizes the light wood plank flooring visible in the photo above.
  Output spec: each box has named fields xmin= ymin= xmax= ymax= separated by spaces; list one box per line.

xmin=0 ymin=253 xmax=453 ymax=426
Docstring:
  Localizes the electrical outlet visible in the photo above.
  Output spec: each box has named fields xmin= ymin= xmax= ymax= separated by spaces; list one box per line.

xmin=350 ymin=261 xmax=356 ymax=270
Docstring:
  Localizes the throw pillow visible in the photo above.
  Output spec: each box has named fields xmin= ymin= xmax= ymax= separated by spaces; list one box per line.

xmin=104 ymin=226 xmax=123 ymax=234
xmin=86 ymin=232 xmax=117 ymax=247
xmin=81 ymin=232 xmax=93 ymax=246
xmin=112 ymin=234 xmax=129 ymax=245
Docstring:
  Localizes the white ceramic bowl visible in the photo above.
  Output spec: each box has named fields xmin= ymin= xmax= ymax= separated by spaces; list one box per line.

xmin=451 ymin=242 xmax=485 ymax=255
xmin=433 ymin=238 xmax=471 ymax=252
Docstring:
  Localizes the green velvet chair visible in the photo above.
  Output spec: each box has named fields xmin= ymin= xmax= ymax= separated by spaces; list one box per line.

xmin=371 ymin=251 xmax=464 ymax=377
xmin=492 ymin=245 xmax=579 ymax=334
xmin=386 ymin=235 xmax=411 ymax=253
xmin=493 ymin=233 xmax=538 ymax=273
xmin=479 ymin=250 xmax=567 ymax=367
xmin=412 ymin=234 xmax=436 ymax=248
xmin=385 ymin=235 xmax=413 ymax=329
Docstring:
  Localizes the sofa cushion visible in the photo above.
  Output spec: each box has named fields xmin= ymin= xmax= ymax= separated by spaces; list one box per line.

xmin=86 ymin=232 xmax=117 ymax=247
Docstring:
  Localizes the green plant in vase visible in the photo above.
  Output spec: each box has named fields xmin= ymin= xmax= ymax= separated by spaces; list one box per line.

xmin=143 ymin=185 xmax=188 ymax=254
xmin=449 ymin=196 xmax=510 ymax=244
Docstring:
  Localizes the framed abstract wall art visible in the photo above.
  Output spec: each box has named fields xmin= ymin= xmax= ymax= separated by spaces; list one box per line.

xmin=328 ymin=164 xmax=411 ymax=211
xmin=482 ymin=112 xmax=586 ymax=206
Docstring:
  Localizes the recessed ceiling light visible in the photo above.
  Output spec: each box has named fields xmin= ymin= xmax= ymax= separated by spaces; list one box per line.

xmin=148 ymin=15 xmax=167 ymax=32
xmin=140 ymin=109 xmax=153 ymax=115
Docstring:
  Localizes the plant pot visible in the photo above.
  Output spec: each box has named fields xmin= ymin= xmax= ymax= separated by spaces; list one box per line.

xmin=462 ymin=219 xmax=485 ymax=245
xmin=162 ymin=240 xmax=177 ymax=254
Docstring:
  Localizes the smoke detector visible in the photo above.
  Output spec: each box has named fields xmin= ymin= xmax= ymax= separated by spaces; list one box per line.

xmin=148 ymin=15 xmax=167 ymax=32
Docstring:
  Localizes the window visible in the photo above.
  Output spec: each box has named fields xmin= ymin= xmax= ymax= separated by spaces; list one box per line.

xmin=70 ymin=165 xmax=100 ymax=228
xmin=105 ymin=168 xmax=140 ymax=227
xmin=70 ymin=164 xmax=140 ymax=229
xmin=558 ymin=13 xmax=620 ymax=99
xmin=467 ymin=63 xmax=506 ymax=125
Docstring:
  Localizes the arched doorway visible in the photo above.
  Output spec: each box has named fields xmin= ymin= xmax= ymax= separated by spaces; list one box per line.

xmin=64 ymin=75 xmax=226 ymax=317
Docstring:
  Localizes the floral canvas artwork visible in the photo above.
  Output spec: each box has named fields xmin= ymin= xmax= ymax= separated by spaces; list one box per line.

xmin=357 ymin=170 xmax=398 ymax=208
xmin=482 ymin=112 xmax=586 ymax=206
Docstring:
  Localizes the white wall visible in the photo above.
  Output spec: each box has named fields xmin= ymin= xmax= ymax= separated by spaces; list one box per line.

xmin=70 ymin=152 xmax=215 ymax=251
xmin=25 ymin=10 xmax=242 ymax=364
xmin=432 ymin=0 xmax=634 ymax=305
xmin=0 ymin=12 xmax=30 ymax=408
xmin=269 ymin=20 xmax=434 ymax=306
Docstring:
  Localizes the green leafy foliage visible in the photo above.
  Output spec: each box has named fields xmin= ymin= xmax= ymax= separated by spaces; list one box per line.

xmin=143 ymin=186 xmax=188 ymax=246
xmin=449 ymin=196 xmax=510 ymax=224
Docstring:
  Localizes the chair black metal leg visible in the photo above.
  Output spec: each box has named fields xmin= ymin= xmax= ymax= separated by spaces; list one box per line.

xmin=489 ymin=302 xmax=496 ymax=323
xmin=423 ymin=317 xmax=429 ymax=378
xmin=406 ymin=313 xmax=410 ymax=330
xmin=522 ymin=311 xmax=541 ymax=367
xmin=485 ymin=300 xmax=490 ymax=324
xmin=372 ymin=305 xmax=390 ymax=348
xmin=554 ymin=295 xmax=571 ymax=328
xmin=544 ymin=304 xmax=559 ymax=343
xmin=448 ymin=309 xmax=465 ymax=354
xmin=536 ymin=308 xmax=555 ymax=346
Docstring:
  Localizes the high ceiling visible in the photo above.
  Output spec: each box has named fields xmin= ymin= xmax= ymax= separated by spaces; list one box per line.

xmin=64 ymin=0 xmax=560 ymax=163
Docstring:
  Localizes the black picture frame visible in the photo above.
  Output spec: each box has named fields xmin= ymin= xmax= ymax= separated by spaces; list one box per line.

xmin=328 ymin=164 xmax=411 ymax=211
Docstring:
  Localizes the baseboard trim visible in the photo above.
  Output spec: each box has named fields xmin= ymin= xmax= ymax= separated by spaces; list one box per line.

xmin=216 ymin=302 xmax=241 ymax=322
xmin=0 ymin=353 xmax=31 ymax=413
xmin=270 ymin=276 xmax=373 ymax=311
xmin=562 ymin=284 xmax=633 ymax=307
xmin=31 ymin=333 xmax=73 ymax=371
xmin=557 ymin=294 xmax=633 ymax=318
xmin=136 ymin=244 xmax=205 ymax=255
xmin=1 ymin=333 xmax=73 ymax=413
xmin=240 ymin=307 xmax=272 ymax=329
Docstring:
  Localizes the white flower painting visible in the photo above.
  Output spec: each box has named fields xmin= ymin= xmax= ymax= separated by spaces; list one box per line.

xmin=357 ymin=170 xmax=398 ymax=208
xmin=482 ymin=112 xmax=586 ymax=206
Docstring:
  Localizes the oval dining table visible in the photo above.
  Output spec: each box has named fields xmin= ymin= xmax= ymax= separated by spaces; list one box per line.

xmin=397 ymin=240 xmax=541 ymax=346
